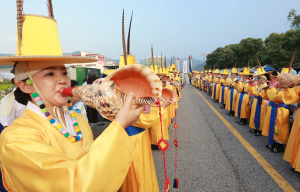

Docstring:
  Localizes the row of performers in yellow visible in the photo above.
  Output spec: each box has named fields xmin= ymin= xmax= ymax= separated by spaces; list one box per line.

xmin=192 ymin=65 xmax=300 ymax=173
xmin=0 ymin=5 xmax=183 ymax=192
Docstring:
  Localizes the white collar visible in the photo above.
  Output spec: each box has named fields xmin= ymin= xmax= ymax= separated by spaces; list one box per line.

xmin=27 ymin=101 xmax=47 ymax=119
xmin=26 ymin=101 xmax=77 ymax=136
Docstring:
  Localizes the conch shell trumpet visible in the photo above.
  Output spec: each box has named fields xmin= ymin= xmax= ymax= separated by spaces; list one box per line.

xmin=62 ymin=64 xmax=162 ymax=121
xmin=278 ymin=72 xmax=300 ymax=88
xmin=161 ymin=88 xmax=178 ymax=104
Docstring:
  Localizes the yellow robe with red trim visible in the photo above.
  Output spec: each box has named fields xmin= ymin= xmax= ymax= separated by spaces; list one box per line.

xmin=261 ymin=88 xmax=290 ymax=144
xmin=0 ymin=109 xmax=136 ymax=192
xmin=249 ymin=84 xmax=268 ymax=131
xmin=282 ymin=86 xmax=300 ymax=172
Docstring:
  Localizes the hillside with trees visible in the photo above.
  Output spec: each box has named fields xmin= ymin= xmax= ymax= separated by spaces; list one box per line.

xmin=206 ymin=9 xmax=300 ymax=69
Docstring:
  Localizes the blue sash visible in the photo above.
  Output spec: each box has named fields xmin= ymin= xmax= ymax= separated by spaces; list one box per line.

xmin=237 ymin=92 xmax=248 ymax=118
xmin=125 ymin=126 xmax=145 ymax=136
xmin=237 ymin=92 xmax=245 ymax=118
xmin=221 ymin=85 xmax=226 ymax=104
xmin=268 ymin=101 xmax=289 ymax=145
xmin=214 ymin=83 xmax=217 ymax=99
xmin=230 ymin=87 xmax=234 ymax=111
xmin=209 ymin=86 xmax=211 ymax=95
xmin=254 ymin=96 xmax=262 ymax=129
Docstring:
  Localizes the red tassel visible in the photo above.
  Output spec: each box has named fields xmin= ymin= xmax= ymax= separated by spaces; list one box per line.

xmin=164 ymin=178 xmax=170 ymax=192
xmin=61 ymin=87 xmax=74 ymax=96
xmin=173 ymin=177 xmax=178 ymax=189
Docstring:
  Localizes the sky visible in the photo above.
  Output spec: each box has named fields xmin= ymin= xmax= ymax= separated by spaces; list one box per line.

xmin=0 ymin=0 xmax=299 ymax=61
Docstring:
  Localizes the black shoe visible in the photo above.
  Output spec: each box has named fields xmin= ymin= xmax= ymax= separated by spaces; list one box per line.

xmin=271 ymin=144 xmax=284 ymax=153
xmin=266 ymin=142 xmax=277 ymax=149
xmin=255 ymin=131 xmax=262 ymax=136
xmin=266 ymin=144 xmax=272 ymax=149
xmin=239 ymin=119 xmax=247 ymax=125
xmin=220 ymin=105 xmax=225 ymax=109
xmin=229 ymin=111 xmax=235 ymax=116
xmin=236 ymin=120 xmax=242 ymax=124
xmin=213 ymin=100 xmax=219 ymax=103
xmin=151 ymin=145 xmax=160 ymax=150
xmin=291 ymin=167 xmax=296 ymax=172
xmin=249 ymin=129 xmax=255 ymax=133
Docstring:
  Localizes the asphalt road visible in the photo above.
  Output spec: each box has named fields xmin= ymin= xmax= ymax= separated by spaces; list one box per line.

xmin=152 ymin=84 xmax=300 ymax=192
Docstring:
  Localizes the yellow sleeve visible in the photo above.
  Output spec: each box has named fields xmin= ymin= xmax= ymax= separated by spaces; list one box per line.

xmin=266 ymin=87 xmax=277 ymax=102
xmin=259 ymin=89 xmax=269 ymax=100
xmin=245 ymin=83 xmax=255 ymax=95
xmin=237 ymin=81 xmax=244 ymax=92
xmin=0 ymin=121 xmax=136 ymax=192
xmin=134 ymin=107 xmax=168 ymax=129
xmin=282 ymin=86 xmax=300 ymax=105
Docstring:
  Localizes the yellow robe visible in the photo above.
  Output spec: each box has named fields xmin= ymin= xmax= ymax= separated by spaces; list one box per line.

xmin=148 ymin=107 xmax=169 ymax=145
xmin=211 ymin=78 xmax=220 ymax=100
xmin=261 ymin=88 xmax=290 ymax=144
xmin=218 ymin=78 xmax=226 ymax=103
xmin=168 ymin=85 xmax=177 ymax=116
xmin=0 ymin=109 xmax=136 ymax=192
xmin=225 ymin=78 xmax=238 ymax=111
xmin=234 ymin=81 xmax=250 ymax=119
xmin=120 ymin=110 xmax=165 ymax=192
xmin=249 ymin=84 xmax=268 ymax=131
xmin=282 ymin=86 xmax=300 ymax=172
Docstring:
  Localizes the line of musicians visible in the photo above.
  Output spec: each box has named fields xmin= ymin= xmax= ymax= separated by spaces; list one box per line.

xmin=119 ymin=63 xmax=182 ymax=192
xmin=192 ymin=64 xmax=300 ymax=173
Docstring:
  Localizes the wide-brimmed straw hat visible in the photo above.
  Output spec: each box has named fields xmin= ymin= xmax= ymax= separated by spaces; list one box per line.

xmin=253 ymin=67 xmax=272 ymax=77
xmin=238 ymin=67 xmax=253 ymax=76
xmin=0 ymin=14 xmax=96 ymax=65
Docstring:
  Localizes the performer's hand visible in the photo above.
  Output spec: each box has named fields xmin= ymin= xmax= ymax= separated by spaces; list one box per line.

xmin=115 ymin=92 xmax=145 ymax=128
xmin=161 ymin=99 xmax=171 ymax=109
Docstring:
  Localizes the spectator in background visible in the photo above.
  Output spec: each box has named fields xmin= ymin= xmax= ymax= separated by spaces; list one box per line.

xmin=70 ymin=80 xmax=88 ymax=122
xmin=188 ymin=73 xmax=192 ymax=84
xmin=291 ymin=67 xmax=297 ymax=75
xmin=86 ymin=75 xmax=100 ymax=123
xmin=82 ymin=77 xmax=87 ymax=86
xmin=253 ymin=67 xmax=258 ymax=76
xmin=269 ymin=70 xmax=277 ymax=87
xmin=0 ymin=78 xmax=26 ymax=128
xmin=273 ymin=68 xmax=279 ymax=75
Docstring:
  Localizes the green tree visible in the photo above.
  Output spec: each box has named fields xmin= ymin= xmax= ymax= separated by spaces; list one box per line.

xmin=288 ymin=9 xmax=300 ymax=29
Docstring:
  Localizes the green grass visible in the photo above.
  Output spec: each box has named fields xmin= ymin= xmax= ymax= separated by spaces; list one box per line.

xmin=0 ymin=84 xmax=13 ymax=91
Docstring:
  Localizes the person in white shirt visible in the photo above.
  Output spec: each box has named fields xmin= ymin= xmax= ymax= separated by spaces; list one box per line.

xmin=70 ymin=80 xmax=88 ymax=122
xmin=0 ymin=78 xmax=26 ymax=127
xmin=253 ymin=67 xmax=258 ymax=76
xmin=291 ymin=67 xmax=297 ymax=75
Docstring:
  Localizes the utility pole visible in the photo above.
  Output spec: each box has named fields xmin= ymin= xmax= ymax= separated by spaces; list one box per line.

xmin=201 ymin=53 xmax=208 ymax=69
